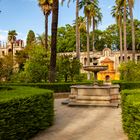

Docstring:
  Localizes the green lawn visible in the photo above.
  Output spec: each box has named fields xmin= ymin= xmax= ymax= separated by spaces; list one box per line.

xmin=0 ymin=86 xmax=52 ymax=102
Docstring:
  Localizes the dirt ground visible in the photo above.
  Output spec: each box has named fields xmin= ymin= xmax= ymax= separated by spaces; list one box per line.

xmin=32 ymin=99 xmax=128 ymax=140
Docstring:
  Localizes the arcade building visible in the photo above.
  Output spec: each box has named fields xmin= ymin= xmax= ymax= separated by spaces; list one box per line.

xmin=0 ymin=39 xmax=24 ymax=57
xmin=60 ymin=48 xmax=140 ymax=81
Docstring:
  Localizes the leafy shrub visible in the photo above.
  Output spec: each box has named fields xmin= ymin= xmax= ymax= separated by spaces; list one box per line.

xmin=57 ymin=55 xmax=81 ymax=82
xmin=119 ymin=61 xmax=140 ymax=81
xmin=0 ymin=86 xmax=54 ymax=140
xmin=121 ymin=89 xmax=140 ymax=140
xmin=17 ymin=45 xmax=49 ymax=83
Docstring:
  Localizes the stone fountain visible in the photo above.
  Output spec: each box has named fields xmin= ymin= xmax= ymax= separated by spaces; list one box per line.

xmin=65 ymin=56 xmax=120 ymax=107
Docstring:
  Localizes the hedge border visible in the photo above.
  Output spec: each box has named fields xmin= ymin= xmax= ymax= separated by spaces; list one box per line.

xmin=0 ymin=86 xmax=54 ymax=140
xmin=0 ymin=82 xmax=92 ymax=93
xmin=112 ymin=80 xmax=140 ymax=90
xmin=121 ymin=89 xmax=140 ymax=140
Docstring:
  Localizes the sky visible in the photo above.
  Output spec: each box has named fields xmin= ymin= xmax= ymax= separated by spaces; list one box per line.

xmin=0 ymin=0 xmax=140 ymax=44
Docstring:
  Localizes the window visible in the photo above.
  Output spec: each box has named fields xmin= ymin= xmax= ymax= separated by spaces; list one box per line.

xmin=2 ymin=51 xmax=5 ymax=56
xmin=84 ymin=57 xmax=87 ymax=65
xmin=137 ymin=56 xmax=140 ymax=61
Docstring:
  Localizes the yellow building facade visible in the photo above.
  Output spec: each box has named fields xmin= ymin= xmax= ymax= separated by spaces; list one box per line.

xmin=98 ymin=57 xmax=120 ymax=81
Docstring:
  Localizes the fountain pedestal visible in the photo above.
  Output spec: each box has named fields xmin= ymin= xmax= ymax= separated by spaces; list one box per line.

xmin=68 ymin=84 xmax=120 ymax=107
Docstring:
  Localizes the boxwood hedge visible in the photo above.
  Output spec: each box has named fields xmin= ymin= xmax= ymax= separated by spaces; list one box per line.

xmin=121 ymin=89 xmax=140 ymax=140
xmin=0 ymin=81 xmax=92 ymax=92
xmin=112 ymin=81 xmax=140 ymax=90
xmin=0 ymin=86 xmax=54 ymax=140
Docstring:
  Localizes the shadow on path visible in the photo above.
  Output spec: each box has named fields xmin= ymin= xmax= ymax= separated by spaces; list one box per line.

xmin=31 ymin=99 xmax=128 ymax=140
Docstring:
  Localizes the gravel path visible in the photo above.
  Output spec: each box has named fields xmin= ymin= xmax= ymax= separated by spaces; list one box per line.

xmin=32 ymin=99 xmax=128 ymax=140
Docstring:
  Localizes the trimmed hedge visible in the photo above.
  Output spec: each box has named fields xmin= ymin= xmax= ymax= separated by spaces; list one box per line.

xmin=0 ymin=86 xmax=54 ymax=140
xmin=0 ymin=81 xmax=92 ymax=92
xmin=121 ymin=89 xmax=140 ymax=140
xmin=112 ymin=80 xmax=140 ymax=90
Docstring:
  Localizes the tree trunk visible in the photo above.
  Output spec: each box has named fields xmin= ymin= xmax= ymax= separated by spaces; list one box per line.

xmin=87 ymin=16 xmax=90 ymax=80
xmin=79 ymin=28 xmax=80 ymax=54
xmin=11 ymin=42 xmax=14 ymax=56
xmin=128 ymin=0 xmax=135 ymax=62
xmin=49 ymin=0 xmax=59 ymax=83
xmin=76 ymin=0 xmax=80 ymax=59
xmin=123 ymin=0 xmax=127 ymax=62
xmin=45 ymin=13 xmax=48 ymax=50
xmin=119 ymin=16 xmax=123 ymax=63
xmin=92 ymin=17 xmax=95 ymax=52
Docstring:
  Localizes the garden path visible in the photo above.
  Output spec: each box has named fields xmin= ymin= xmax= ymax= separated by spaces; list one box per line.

xmin=32 ymin=99 xmax=128 ymax=140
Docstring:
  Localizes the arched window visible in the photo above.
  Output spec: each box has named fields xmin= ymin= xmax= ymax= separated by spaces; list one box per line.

xmin=105 ymin=75 xmax=110 ymax=81
xmin=84 ymin=57 xmax=87 ymax=66
xmin=128 ymin=56 xmax=130 ymax=60
xmin=8 ymin=49 xmax=12 ymax=54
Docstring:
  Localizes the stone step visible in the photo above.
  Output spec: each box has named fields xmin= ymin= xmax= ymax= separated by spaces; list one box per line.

xmin=68 ymin=102 xmax=119 ymax=108
xmin=77 ymin=91 xmax=119 ymax=96
xmin=77 ymin=91 xmax=109 ymax=96
xmin=77 ymin=95 xmax=111 ymax=101
xmin=76 ymin=100 xmax=111 ymax=104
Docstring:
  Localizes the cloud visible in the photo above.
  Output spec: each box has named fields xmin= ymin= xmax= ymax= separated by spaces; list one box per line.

xmin=0 ymin=29 xmax=8 ymax=33
xmin=108 ymin=5 xmax=112 ymax=9
xmin=0 ymin=34 xmax=7 ymax=41
xmin=0 ymin=29 xmax=8 ymax=41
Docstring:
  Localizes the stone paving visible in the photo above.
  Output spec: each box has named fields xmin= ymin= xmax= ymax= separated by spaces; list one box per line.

xmin=32 ymin=99 xmax=128 ymax=140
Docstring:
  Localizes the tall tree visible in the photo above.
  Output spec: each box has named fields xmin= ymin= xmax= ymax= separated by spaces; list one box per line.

xmin=49 ymin=0 xmax=59 ymax=82
xmin=123 ymin=0 xmax=128 ymax=61
xmin=61 ymin=0 xmax=80 ymax=59
xmin=26 ymin=30 xmax=36 ymax=47
xmin=79 ymin=0 xmax=95 ymax=79
xmin=76 ymin=0 xmax=80 ymax=59
xmin=38 ymin=0 xmax=52 ymax=50
xmin=74 ymin=16 xmax=86 ymax=52
xmin=117 ymin=0 xmax=128 ymax=61
xmin=89 ymin=0 xmax=102 ymax=52
xmin=111 ymin=1 xmax=123 ymax=62
xmin=8 ymin=30 xmax=17 ymax=56
xmin=128 ymin=0 xmax=135 ymax=61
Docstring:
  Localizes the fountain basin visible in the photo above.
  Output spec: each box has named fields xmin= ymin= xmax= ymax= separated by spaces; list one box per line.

xmin=83 ymin=65 xmax=108 ymax=72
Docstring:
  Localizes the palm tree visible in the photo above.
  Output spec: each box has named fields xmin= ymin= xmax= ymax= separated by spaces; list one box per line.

xmin=49 ymin=0 xmax=59 ymax=82
xmin=117 ymin=0 xmax=129 ymax=62
xmin=111 ymin=2 xmax=123 ymax=63
xmin=36 ymin=33 xmax=45 ymax=47
xmin=38 ymin=0 xmax=52 ymax=50
xmin=61 ymin=0 xmax=80 ymax=59
xmin=74 ymin=16 xmax=86 ymax=52
xmin=76 ymin=0 xmax=80 ymax=59
xmin=122 ymin=0 xmax=127 ymax=61
xmin=79 ymin=0 xmax=94 ymax=80
xmin=90 ymin=0 xmax=102 ymax=52
xmin=8 ymin=30 xmax=17 ymax=56
xmin=128 ymin=0 xmax=135 ymax=61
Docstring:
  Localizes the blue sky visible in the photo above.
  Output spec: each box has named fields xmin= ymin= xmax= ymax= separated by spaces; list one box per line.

xmin=0 ymin=0 xmax=139 ymax=43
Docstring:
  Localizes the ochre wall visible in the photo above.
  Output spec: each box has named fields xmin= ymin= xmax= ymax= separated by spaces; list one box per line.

xmin=98 ymin=58 xmax=120 ymax=81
